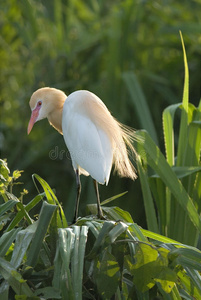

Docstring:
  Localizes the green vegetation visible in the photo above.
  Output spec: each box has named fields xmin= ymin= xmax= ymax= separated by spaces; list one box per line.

xmin=0 ymin=0 xmax=201 ymax=299
xmin=1 ymin=160 xmax=201 ymax=299
xmin=1 ymin=0 xmax=201 ymax=223
xmin=135 ymin=32 xmax=201 ymax=246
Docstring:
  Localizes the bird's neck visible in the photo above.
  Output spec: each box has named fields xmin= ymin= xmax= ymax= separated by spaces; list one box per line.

xmin=48 ymin=106 xmax=64 ymax=134
xmin=47 ymin=91 xmax=67 ymax=134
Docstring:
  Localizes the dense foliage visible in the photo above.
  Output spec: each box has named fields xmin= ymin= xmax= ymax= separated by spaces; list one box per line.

xmin=0 ymin=1 xmax=201 ymax=298
xmin=1 ymin=0 xmax=201 ymax=224
xmin=1 ymin=160 xmax=201 ymax=299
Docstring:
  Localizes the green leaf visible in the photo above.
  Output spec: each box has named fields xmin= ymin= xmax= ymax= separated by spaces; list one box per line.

xmin=125 ymin=243 xmax=176 ymax=293
xmin=0 ymin=200 xmax=19 ymax=217
xmin=123 ymin=71 xmax=158 ymax=144
xmin=89 ymin=221 xmax=116 ymax=257
xmin=136 ymin=130 xmax=201 ymax=233
xmin=0 ymin=159 xmax=10 ymax=182
xmin=172 ymin=166 xmax=201 ymax=179
xmin=107 ymin=221 xmax=128 ymax=243
xmin=6 ymin=193 xmax=44 ymax=232
xmin=33 ymin=174 xmax=68 ymax=228
xmin=53 ymin=228 xmax=74 ymax=298
xmin=170 ymin=248 xmax=201 ymax=272
xmin=176 ymin=31 xmax=189 ymax=166
xmin=101 ymin=191 xmax=128 ymax=205
xmin=34 ymin=286 xmax=61 ymax=299
xmin=0 ymin=228 xmax=22 ymax=257
xmin=95 ymin=250 xmax=120 ymax=299
xmin=26 ymin=201 xmax=57 ymax=268
xmin=103 ymin=206 xmax=134 ymax=222
xmin=141 ymin=228 xmax=180 ymax=244
xmin=163 ymin=103 xmax=181 ymax=166
xmin=71 ymin=226 xmax=88 ymax=300
xmin=136 ymin=157 xmax=159 ymax=233
xmin=10 ymin=223 xmax=37 ymax=268
xmin=177 ymin=270 xmax=201 ymax=299
xmin=0 ymin=258 xmax=34 ymax=297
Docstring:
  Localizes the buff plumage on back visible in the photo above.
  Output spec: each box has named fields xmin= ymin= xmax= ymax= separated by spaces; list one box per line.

xmin=79 ymin=93 xmax=137 ymax=180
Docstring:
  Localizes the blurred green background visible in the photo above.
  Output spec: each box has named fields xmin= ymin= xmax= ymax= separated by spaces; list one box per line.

xmin=0 ymin=0 xmax=201 ymax=223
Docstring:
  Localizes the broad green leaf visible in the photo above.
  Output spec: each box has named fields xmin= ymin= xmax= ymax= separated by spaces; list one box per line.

xmin=26 ymin=201 xmax=57 ymax=268
xmin=125 ymin=244 xmax=176 ymax=293
xmin=89 ymin=221 xmax=116 ymax=257
xmin=155 ymin=268 xmax=176 ymax=293
xmin=71 ymin=226 xmax=88 ymax=300
xmin=10 ymin=223 xmax=37 ymax=268
xmin=85 ymin=220 xmax=101 ymax=238
xmin=107 ymin=221 xmax=128 ymax=243
xmin=53 ymin=228 xmax=74 ymax=298
xmin=102 ymin=206 xmax=134 ymax=222
xmin=95 ymin=250 xmax=120 ymax=299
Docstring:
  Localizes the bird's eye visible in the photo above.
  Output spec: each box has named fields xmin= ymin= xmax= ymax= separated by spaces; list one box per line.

xmin=37 ymin=101 xmax=42 ymax=107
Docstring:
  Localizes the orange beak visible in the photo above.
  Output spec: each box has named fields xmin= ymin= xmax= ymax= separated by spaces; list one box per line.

xmin=27 ymin=107 xmax=40 ymax=134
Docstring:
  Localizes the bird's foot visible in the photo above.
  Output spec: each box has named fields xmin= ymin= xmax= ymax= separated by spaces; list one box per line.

xmin=97 ymin=212 xmax=107 ymax=220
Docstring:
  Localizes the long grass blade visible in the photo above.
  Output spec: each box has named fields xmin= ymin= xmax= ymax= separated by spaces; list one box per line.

xmin=123 ymin=71 xmax=158 ymax=144
xmin=33 ymin=174 xmax=68 ymax=228
xmin=136 ymin=157 xmax=159 ymax=233
xmin=0 ymin=200 xmax=18 ymax=217
xmin=136 ymin=130 xmax=201 ymax=233
xmin=6 ymin=193 xmax=45 ymax=232
xmin=176 ymin=32 xmax=189 ymax=166
xmin=163 ymin=103 xmax=181 ymax=166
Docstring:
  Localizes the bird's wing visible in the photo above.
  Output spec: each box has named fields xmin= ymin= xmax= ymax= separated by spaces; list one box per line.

xmin=62 ymin=112 xmax=113 ymax=184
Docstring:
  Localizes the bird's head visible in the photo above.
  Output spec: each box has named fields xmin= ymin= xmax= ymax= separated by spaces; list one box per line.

xmin=27 ymin=87 xmax=66 ymax=134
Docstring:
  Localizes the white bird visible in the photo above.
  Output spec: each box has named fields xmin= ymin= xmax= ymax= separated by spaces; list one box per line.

xmin=27 ymin=87 xmax=137 ymax=221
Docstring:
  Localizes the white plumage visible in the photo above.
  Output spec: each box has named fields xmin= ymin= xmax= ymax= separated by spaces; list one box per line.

xmin=62 ymin=91 xmax=113 ymax=184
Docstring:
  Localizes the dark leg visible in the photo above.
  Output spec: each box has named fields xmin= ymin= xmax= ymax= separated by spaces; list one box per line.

xmin=93 ymin=180 xmax=104 ymax=219
xmin=73 ymin=169 xmax=81 ymax=223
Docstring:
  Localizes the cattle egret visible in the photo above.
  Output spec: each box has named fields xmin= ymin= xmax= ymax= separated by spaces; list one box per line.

xmin=28 ymin=87 xmax=137 ymax=221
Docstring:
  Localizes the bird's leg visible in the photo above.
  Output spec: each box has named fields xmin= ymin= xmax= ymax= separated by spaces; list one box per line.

xmin=93 ymin=180 xmax=104 ymax=219
xmin=73 ymin=169 xmax=81 ymax=223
